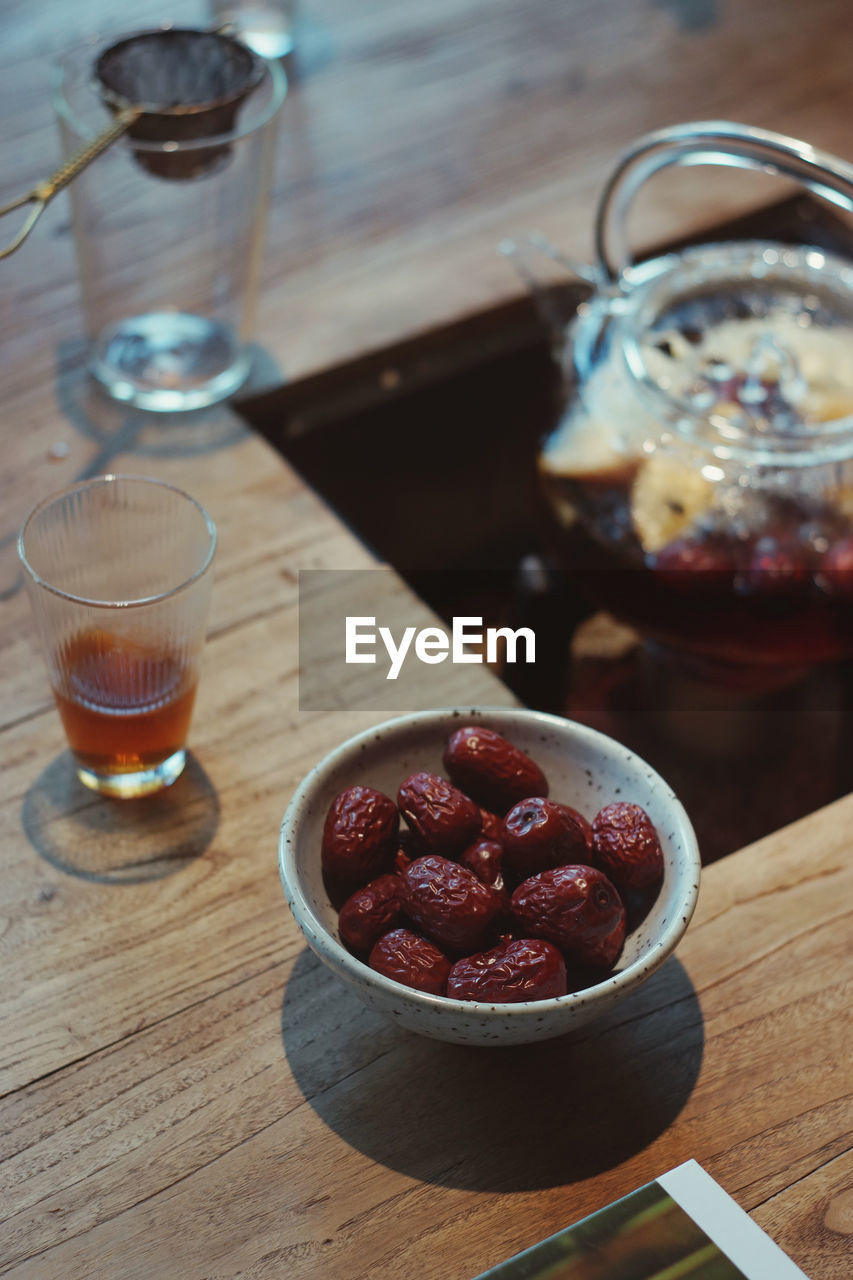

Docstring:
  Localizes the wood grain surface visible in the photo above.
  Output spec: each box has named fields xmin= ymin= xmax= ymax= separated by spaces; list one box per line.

xmin=1 ymin=784 xmax=850 ymax=1278
xmin=1 ymin=2 xmax=851 ymax=1277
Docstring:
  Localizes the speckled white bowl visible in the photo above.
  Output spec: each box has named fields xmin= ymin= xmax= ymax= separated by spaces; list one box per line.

xmin=279 ymin=707 xmax=700 ymax=1046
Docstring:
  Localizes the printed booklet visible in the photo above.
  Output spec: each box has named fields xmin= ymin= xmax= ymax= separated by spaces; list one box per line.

xmin=473 ymin=1160 xmax=808 ymax=1279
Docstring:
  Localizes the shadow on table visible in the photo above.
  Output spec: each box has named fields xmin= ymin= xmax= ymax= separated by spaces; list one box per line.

xmin=22 ymin=750 xmax=219 ymax=884
xmin=280 ymin=948 xmax=704 ymax=1192
xmin=53 ymin=345 xmax=253 ymax=470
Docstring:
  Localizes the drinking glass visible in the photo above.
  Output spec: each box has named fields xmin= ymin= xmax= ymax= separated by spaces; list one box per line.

xmin=52 ymin=37 xmax=286 ymax=412
xmin=18 ymin=475 xmax=216 ymax=797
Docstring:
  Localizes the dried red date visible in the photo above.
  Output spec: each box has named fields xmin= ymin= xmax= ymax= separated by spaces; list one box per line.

xmin=479 ymin=808 xmax=503 ymax=840
xmin=511 ymin=865 xmax=626 ymax=969
xmin=460 ymin=839 xmax=512 ymax=916
xmin=560 ymin=804 xmax=593 ymax=853
xmin=460 ymin=839 xmax=505 ymax=888
xmin=397 ymin=771 xmax=481 ymax=857
xmin=369 ymin=928 xmax=450 ymax=996
xmin=746 ymin=534 xmax=809 ymax=594
xmin=402 ymin=855 xmax=504 ymax=953
xmin=321 ymin=785 xmax=399 ymax=885
xmin=338 ymin=874 xmax=405 ymax=954
xmin=443 ymin=726 xmax=548 ymax=814
xmin=653 ymin=538 xmax=736 ymax=592
xmin=501 ymin=797 xmax=590 ymax=878
xmin=592 ymin=802 xmax=664 ymax=891
xmin=819 ymin=535 xmax=853 ymax=596
xmin=448 ymin=938 xmax=567 ymax=1003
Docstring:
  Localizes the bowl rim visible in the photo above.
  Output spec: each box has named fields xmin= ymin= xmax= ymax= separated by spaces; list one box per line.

xmin=279 ymin=706 xmax=701 ymax=1019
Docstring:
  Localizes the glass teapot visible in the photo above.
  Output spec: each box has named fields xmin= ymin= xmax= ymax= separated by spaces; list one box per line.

xmin=528 ymin=122 xmax=853 ymax=675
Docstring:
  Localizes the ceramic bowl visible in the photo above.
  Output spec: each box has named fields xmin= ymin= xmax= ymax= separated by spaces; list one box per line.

xmin=279 ymin=706 xmax=701 ymax=1046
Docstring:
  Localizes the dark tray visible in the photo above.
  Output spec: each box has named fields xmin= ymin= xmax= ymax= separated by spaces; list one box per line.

xmin=238 ymin=195 xmax=853 ymax=861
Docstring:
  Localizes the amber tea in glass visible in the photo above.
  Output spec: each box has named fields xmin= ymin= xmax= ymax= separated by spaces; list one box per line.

xmin=19 ymin=476 xmax=216 ymax=797
xmin=54 ymin=628 xmax=199 ymax=779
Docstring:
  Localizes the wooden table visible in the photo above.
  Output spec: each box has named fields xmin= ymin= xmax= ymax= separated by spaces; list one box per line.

xmin=1 ymin=2 xmax=851 ymax=1276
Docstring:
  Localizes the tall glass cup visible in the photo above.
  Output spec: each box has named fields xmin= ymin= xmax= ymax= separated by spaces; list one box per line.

xmin=53 ymin=38 xmax=286 ymax=412
xmin=18 ymin=476 xmax=216 ymax=797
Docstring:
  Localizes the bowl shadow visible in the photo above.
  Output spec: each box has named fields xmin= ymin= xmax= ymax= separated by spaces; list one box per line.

xmin=281 ymin=947 xmax=704 ymax=1193
xmin=22 ymin=750 xmax=219 ymax=883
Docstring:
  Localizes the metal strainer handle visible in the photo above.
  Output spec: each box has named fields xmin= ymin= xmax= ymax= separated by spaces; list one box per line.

xmin=0 ymin=107 xmax=139 ymax=261
xmin=595 ymin=120 xmax=853 ymax=284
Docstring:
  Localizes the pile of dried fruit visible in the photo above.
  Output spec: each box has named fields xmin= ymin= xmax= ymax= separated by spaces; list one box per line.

xmin=320 ymin=726 xmax=664 ymax=1003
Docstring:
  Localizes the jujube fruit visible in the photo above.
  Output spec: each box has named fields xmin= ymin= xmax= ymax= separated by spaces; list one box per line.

xmin=402 ymin=855 xmax=504 ymax=953
xmin=338 ymin=874 xmax=405 ymax=953
xmin=397 ymin=771 xmax=481 ymax=857
xmin=460 ymin=838 xmax=506 ymax=889
xmin=447 ymin=938 xmax=567 ymax=1003
xmin=592 ymin=802 xmax=664 ymax=891
xmin=819 ymin=535 xmax=853 ymax=596
xmin=369 ymin=928 xmax=450 ymax=995
xmin=479 ymin=808 xmax=503 ymax=840
xmin=501 ymin=796 xmax=591 ymax=878
xmin=443 ymin=726 xmax=548 ymax=814
xmin=511 ymin=864 xmax=626 ymax=969
xmin=746 ymin=534 xmax=809 ymax=594
xmin=653 ymin=538 xmax=736 ymax=592
xmin=321 ymin=785 xmax=399 ymax=885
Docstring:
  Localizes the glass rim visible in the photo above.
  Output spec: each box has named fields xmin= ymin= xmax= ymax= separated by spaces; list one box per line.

xmin=52 ymin=30 xmax=287 ymax=153
xmin=18 ymin=473 xmax=217 ymax=608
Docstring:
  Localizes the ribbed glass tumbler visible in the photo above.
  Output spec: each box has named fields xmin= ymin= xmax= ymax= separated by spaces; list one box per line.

xmin=18 ymin=475 xmax=216 ymax=797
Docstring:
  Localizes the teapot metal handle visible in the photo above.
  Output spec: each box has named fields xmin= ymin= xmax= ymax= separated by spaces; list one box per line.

xmin=595 ymin=120 xmax=853 ymax=284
